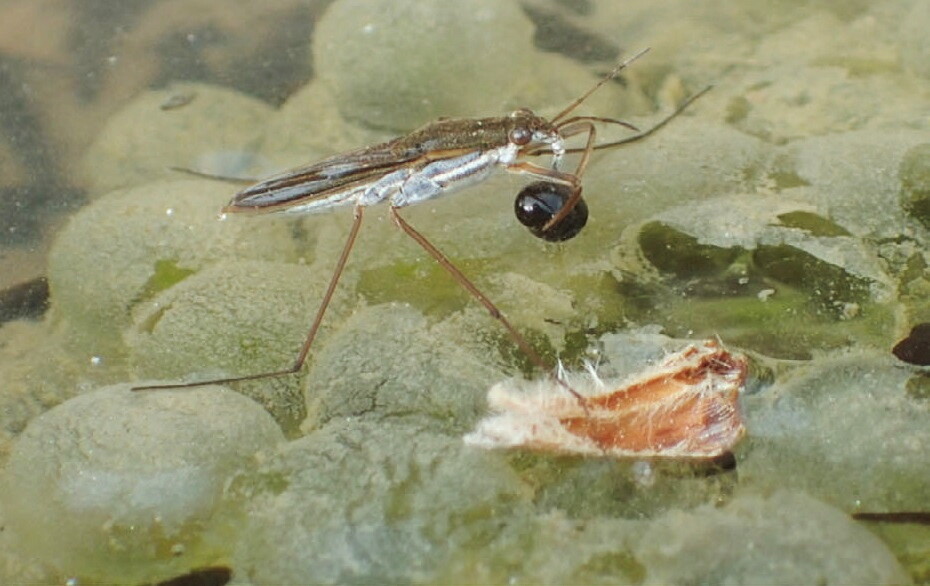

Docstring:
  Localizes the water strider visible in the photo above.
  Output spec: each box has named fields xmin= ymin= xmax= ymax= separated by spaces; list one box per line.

xmin=133 ymin=49 xmax=710 ymax=395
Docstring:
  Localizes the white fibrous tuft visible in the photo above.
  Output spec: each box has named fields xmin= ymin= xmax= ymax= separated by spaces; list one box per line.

xmin=463 ymin=340 xmax=748 ymax=460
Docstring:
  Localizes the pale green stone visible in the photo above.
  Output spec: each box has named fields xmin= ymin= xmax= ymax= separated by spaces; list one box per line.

xmin=2 ymin=385 xmax=284 ymax=583
xmin=634 ymin=491 xmax=908 ymax=585
xmin=79 ymin=82 xmax=273 ymax=194
xmin=232 ymin=419 xmax=531 ymax=584
xmin=47 ymin=179 xmax=299 ymax=363
xmin=742 ymin=350 xmax=930 ymax=512
xmin=128 ymin=259 xmax=355 ymax=432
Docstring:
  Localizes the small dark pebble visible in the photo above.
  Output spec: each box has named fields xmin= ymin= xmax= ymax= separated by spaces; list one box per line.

xmin=160 ymin=91 xmax=197 ymax=111
xmin=0 ymin=276 xmax=49 ymax=323
xmin=852 ymin=511 xmax=930 ymax=525
xmin=892 ymin=323 xmax=930 ymax=365
xmin=692 ymin=451 xmax=738 ymax=477
xmin=154 ymin=566 xmax=232 ymax=586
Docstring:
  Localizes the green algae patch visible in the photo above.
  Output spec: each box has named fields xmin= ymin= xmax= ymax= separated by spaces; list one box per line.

xmin=136 ymin=259 xmax=196 ymax=303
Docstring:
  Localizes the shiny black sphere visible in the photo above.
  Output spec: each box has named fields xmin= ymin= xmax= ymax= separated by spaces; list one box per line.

xmin=514 ymin=181 xmax=588 ymax=242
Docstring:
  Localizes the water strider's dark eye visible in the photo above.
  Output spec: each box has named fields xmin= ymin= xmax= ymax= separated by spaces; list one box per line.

xmin=514 ymin=181 xmax=588 ymax=242
xmin=509 ymin=127 xmax=532 ymax=145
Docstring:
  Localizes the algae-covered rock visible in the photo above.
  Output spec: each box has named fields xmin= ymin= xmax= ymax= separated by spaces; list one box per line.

xmin=725 ymin=36 xmax=913 ymax=144
xmin=436 ymin=512 xmax=646 ymax=585
xmin=900 ymin=143 xmax=930 ymax=228
xmin=581 ymin=119 xmax=773 ymax=232
xmin=633 ymin=491 xmax=909 ymax=585
xmin=128 ymin=259 xmax=354 ymax=432
xmin=255 ymin=79 xmax=389 ymax=170
xmin=0 ymin=498 xmax=53 ymax=584
xmin=47 ymin=179 xmax=299 ymax=363
xmin=741 ymin=350 xmax=930 ymax=512
xmin=610 ymin=194 xmax=897 ymax=357
xmin=627 ymin=194 xmax=892 ymax=297
xmin=79 ymin=82 xmax=273 ymax=194
xmin=789 ymin=130 xmax=929 ymax=239
xmin=899 ymin=2 xmax=930 ymax=79
xmin=2 ymin=385 xmax=284 ymax=584
xmin=231 ymin=419 xmax=531 ymax=584
xmin=303 ymin=303 xmax=504 ymax=433
xmin=314 ymin=0 xmax=533 ymax=131
xmin=0 ymin=321 xmax=117 ymax=455
xmin=240 ymin=409 xmax=909 ymax=584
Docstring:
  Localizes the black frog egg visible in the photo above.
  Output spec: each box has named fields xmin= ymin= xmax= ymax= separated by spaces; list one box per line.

xmin=514 ymin=181 xmax=588 ymax=242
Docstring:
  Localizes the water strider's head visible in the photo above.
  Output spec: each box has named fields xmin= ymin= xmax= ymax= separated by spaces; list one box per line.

xmin=505 ymin=47 xmax=651 ymax=157
xmin=504 ymin=107 xmax=565 ymax=156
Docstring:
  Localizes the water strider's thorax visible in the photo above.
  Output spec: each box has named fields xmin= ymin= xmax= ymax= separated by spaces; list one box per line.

xmin=399 ymin=109 xmax=562 ymax=157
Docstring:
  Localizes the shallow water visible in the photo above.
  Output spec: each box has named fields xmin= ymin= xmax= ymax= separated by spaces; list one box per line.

xmin=1 ymin=0 xmax=929 ymax=583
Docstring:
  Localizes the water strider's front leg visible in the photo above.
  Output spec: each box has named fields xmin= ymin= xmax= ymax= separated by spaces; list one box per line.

xmin=132 ymin=205 xmax=367 ymax=391
xmin=506 ymin=159 xmax=587 ymax=234
xmin=539 ymin=120 xmax=597 ymax=232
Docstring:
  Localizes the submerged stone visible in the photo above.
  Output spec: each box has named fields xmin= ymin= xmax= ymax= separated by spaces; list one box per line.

xmin=610 ymin=194 xmax=897 ymax=357
xmin=79 ymin=82 xmax=273 ymax=194
xmin=633 ymin=491 xmax=908 ymax=585
xmin=231 ymin=419 xmax=531 ymax=584
xmin=304 ymin=303 xmax=504 ymax=434
xmin=741 ymin=350 xmax=930 ymax=513
xmin=48 ymin=179 xmax=298 ymax=364
xmin=2 ymin=385 xmax=283 ymax=583
xmin=900 ymin=143 xmax=930 ymax=228
xmin=128 ymin=259 xmax=354 ymax=433
xmin=314 ymin=0 xmax=534 ymax=131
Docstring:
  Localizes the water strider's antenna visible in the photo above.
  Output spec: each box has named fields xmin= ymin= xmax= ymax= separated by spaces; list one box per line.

xmin=549 ymin=47 xmax=650 ymax=125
